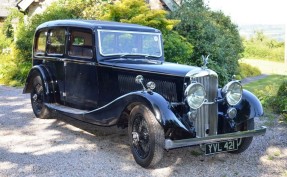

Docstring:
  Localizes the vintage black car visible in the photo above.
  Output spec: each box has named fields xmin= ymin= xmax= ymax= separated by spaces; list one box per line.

xmin=23 ymin=20 xmax=266 ymax=168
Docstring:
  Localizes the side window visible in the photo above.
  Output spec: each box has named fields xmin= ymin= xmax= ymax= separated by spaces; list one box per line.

xmin=68 ymin=30 xmax=93 ymax=59
xmin=34 ymin=31 xmax=47 ymax=56
xmin=47 ymin=28 xmax=66 ymax=55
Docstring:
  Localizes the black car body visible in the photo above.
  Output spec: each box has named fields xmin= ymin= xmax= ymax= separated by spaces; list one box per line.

xmin=23 ymin=20 xmax=266 ymax=167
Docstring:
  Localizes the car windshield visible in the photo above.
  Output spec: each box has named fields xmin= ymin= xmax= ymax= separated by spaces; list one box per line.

xmin=98 ymin=30 xmax=162 ymax=58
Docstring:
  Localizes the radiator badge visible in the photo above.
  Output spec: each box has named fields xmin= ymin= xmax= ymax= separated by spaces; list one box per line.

xmin=201 ymin=55 xmax=209 ymax=70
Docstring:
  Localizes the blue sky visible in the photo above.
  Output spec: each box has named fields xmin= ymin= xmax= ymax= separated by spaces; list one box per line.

xmin=204 ymin=0 xmax=287 ymax=25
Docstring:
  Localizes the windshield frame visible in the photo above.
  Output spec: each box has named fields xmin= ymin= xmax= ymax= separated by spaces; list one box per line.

xmin=97 ymin=29 xmax=163 ymax=58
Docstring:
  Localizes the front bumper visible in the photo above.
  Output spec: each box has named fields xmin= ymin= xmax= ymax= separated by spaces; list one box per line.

xmin=165 ymin=126 xmax=267 ymax=150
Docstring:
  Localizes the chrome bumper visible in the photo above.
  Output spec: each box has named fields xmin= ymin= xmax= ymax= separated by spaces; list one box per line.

xmin=165 ymin=126 xmax=267 ymax=150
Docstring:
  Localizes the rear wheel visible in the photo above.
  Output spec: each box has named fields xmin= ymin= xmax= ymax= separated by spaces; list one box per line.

xmin=230 ymin=119 xmax=254 ymax=154
xmin=128 ymin=105 xmax=164 ymax=168
xmin=30 ymin=75 xmax=51 ymax=119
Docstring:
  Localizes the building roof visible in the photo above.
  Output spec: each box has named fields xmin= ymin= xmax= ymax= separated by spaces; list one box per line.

xmin=0 ymin=0 xmax=17 ymax=17
xmin=36 ymin=20 xmax=161 ymax=33
xmin=16 ymin=0 xmax=34 ymax=12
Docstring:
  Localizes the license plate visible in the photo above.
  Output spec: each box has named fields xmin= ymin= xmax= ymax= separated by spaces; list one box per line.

xmin=205 ymin=140 xmax=238 ymax=155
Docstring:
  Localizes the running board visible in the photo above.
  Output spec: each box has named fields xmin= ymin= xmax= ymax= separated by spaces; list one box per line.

xmin=45 ymin=103 xmax=118 ymax=126
xmin=45 ymin=103 xmax=88 ymax=115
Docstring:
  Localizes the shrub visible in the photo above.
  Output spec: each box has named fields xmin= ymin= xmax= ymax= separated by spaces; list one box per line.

xmin=277 ymin=80 xmax=287 ymax=97
xmin=0 ymin=28 xmax=12 ymax=52
xmin=90 ymin=0 xmax=194 ymax=64
xmin=255 ymin=80 xmax=287 ymax=123
xmin=243 ymin=31 xmax=284 ymax=62
xmin=1 ymin=0 xmax=194 ymax=86
xmin=0 ymin=2 xmax=82 ymax=85
xmin=16 ymin=3 xmax=79 ymax=62
xmin=171 ymin=0 xmax=244 ymax=86
xmin=163 ymin=31 xmax=193 ymax=64
xmin=0 ymin=53 xmax=20 ymax=86
xmin=238 ymin=63 xmax=261 ymax=79
xmin=275 ymin=80 xmax=287 ymax=115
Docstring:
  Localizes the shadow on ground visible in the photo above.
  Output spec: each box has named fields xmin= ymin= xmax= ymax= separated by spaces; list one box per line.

xmin=1 ymin=85 xmax=287 ymax=176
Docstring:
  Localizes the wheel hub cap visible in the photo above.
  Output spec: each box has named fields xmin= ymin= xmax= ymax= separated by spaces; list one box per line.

xmin=132 ymin=132 xmax=140 ymax=144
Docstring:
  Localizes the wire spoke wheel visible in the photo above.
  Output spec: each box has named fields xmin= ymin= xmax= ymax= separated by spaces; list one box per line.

xmin=129 ymin=105 xmax=164 ymax=168
xmin=32 ymin=83 xmax=44 ymax=114
xmin=132 ymin=114 xmax=150 ymax=159
xmin=30 ymin=75 xmax=51 ymax=119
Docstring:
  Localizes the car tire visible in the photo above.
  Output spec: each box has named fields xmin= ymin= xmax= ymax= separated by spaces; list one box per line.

xmin=230 ymin=119 xmax=254 ymax=154
xmin=30 ymin=75 xmax=51 ymax=119
xmin=128 ymin=105 xmax=164 ymax=168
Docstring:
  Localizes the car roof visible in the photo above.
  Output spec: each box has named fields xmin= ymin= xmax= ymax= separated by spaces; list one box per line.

xmin=36 ymin=19 xmax=161 ymax=33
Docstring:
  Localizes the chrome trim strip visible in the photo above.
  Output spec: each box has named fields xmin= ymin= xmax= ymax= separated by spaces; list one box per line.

xmin=165 ymin=126 xmax=267 ymax=150
xmin=46 ymin=91 xmax=153 ymax=115
xmin=185 ymin=68 xmax=218 ymax=79
xmin=34 ymin=57 xmax=96 ymax=65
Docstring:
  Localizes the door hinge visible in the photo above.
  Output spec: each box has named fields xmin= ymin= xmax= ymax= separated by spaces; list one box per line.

xmin=63 ymin=92 xmax=66 ymax=97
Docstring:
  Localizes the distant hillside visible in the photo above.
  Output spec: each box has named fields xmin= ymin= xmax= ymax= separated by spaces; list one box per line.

xmin=239 ymin=24 xmax=285 ymax=42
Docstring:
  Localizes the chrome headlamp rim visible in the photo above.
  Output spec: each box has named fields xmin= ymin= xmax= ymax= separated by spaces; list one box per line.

xmin=222 ymin=81 xmax=243 ymax=106
xmin=184 ymin=82 xmax=206 ymax=109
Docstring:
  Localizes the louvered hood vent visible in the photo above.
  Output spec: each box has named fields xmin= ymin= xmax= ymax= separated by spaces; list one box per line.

xmin=118 ymin=74 xmax=179 ymax=102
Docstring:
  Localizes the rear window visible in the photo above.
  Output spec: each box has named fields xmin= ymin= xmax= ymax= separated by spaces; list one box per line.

xmin=34 ymin=31 xmax=47 ymax=56
xmin=47 ymin=28 xmax=66 ymax=55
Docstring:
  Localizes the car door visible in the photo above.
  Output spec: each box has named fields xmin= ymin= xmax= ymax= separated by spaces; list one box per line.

xmin=64 ymin=28 xmax=98 ymax=110
xmin=37 ymin=28 xmax=66 ymax=104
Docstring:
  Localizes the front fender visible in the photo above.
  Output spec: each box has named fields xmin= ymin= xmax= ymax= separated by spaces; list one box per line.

xmin=217 ymin=89 xmax=263 ymax=133
xmin=235 ymin=89 xmax=264 ymax=123
xmin=131 ymin=92 xmax=189 ymax=132
xmin=77 ymin=91 xmax=191 ymax=135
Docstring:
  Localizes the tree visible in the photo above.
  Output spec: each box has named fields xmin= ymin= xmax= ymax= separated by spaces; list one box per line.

xmin=172 ymin=0 xmax=244 ymax=85
xmin=95 ymin=0 xmax=193 ymax=63
xmin=1 ymin=0 xmax=193 ymax=85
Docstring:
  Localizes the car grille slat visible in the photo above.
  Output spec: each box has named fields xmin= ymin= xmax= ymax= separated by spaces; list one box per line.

xmin=194 ymin=75 xmax=218 ymax=137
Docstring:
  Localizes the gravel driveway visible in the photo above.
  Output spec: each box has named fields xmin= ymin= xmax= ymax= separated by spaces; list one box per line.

xmin=0 ymin=85 xmax=286 ymax=177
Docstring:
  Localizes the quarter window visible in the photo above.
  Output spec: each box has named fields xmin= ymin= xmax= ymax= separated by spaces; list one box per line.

xmin=35 ymin=31 xmax=47 ymax=56
xmin=47 ymin=28 xmax=66 ymax=55
xmin=68 ymin=30 xmax=93 ymax=59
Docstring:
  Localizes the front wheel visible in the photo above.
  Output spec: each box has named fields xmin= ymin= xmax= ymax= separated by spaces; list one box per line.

xmin=128 ymin=105 xmax=164 ymax=168
xmin=30 ymin=75 xmax=51 ymax=119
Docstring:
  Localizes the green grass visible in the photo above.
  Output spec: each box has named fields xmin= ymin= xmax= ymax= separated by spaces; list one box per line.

xmin=243 ymin=74 xmax=287 ymax=125
xmin=243 ymin=75 xmax=287 ymax=93
xmin=243 ymin=58 xmax=285 ymax=63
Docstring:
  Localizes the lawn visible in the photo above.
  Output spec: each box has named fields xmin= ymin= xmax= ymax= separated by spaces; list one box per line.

xmin=243 ymin=75 xmax=287 ymax=94
xmin=243 ymin=74 xmax=287 ymax=124
xmin=240 ymin=58 xmax=287 ymax=76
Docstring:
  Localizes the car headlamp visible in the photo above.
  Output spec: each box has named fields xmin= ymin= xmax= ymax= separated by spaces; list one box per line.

xmin=185 ymin=83 xmax=206 ymax=109
xmin=222 ymin=81 xmax=243 ymax=106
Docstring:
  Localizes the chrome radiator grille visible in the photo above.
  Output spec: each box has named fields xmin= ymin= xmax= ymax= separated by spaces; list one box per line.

xmin=194 ymin=75 xmax=218 ymax=138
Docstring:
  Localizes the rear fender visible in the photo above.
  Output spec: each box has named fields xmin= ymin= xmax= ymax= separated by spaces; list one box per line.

xmin=23 ymin=65 xmax=57 ymax=103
